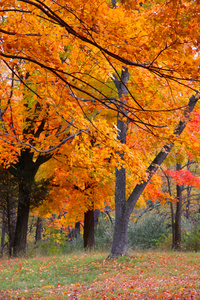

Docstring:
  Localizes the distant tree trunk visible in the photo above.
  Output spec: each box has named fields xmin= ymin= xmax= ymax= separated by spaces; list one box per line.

xmin=35 ymin=217 xmax=42 ymax=242
xmin=185 ymin=184 xmax=191 ymax=219
xmin=164 ymin=171 xmax=176 ymax=249
xmin=185 ymin=160 xmax=195 ymax=219
xmin=170 ymin=202 xmax=176 ymax=249
xmin=84 ymin=208 xmax=94 ymax=250
xmin=173 ymin=163 xmax=183 ymax=251
xmin=75 ymin=221 xmax=80 ymax=238
xmin=94 ymin=209 xmax=100 ymax=231
xmin=7 ymin=194 xmax=15 ymax=257
xmin=1 ymin=207 xmax=6 ymax=256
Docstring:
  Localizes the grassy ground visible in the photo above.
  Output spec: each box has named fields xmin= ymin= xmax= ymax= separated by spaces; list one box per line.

xmin=0 ymin=251 xmax=199 ymax=299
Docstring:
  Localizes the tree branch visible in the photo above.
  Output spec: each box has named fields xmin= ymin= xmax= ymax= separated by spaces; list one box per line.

xmin=127 ymin=93 xmax=200 ymax=212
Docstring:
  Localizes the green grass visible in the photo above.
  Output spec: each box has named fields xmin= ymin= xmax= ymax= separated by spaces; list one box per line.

xmin=0 ymin=251 xmax=200 ymax=299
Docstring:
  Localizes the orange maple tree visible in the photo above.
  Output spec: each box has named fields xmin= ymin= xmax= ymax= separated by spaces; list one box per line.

xmin=0 ymin=0 xmax=200 ymax=256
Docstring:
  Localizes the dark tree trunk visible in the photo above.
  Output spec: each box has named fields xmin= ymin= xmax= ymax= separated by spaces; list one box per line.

xmin=6 ymin=194 xmax=15 ymax=257
xmin=13 ymin=182 xmax=31 ymax=256
xmin=75 ymin=221 xmax=80 ymax=238
xmin=185 ymin=160 xmax=194 ymax=219
xmin=173 ymin=163 xmax=183 ymax=251
xmin=170 ymin=202 xmax=176 ymax=249
xmin=185 ymin=185 xmax=191 ymax=219
xmin=1 ymin=207 xmax=6 ymax=256
xmin=9 ymin=149 xmax=52 ymax=257
xmin=174 ymin=185 xmax=182 ymax=250
xmin=84 ymin=208 xmax=94 ymax=250
xmin=35 ymin=217 xmax=42 ymax=242
xmin=165 ymin=171 xmax=176 ymax=249
xmin=94 ymin=209 xmax=100 ymax=231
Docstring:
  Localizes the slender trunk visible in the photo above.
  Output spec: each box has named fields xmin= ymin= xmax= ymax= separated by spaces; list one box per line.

xmin=94 ymin=209 xmax=100 ymax=231
xmin=84 ymin=208 xmax=94 ymax=250
xmin=13 ymin=182 xmax=31 ymax=256
xmin=1 ymin=207 xmax=6 ymax=256
xmin=171 ymin=202 xmax=176 ymax=249
xmin=35 ymin=217 xmax=42 ymax=242
xmin=185 ymin=185 xmax=191 ymax=219
xmin=75 ymin=221 xmax=80 ymax=238
xmin=173 ymin=163 xmax=183 ymax=251
xmin=165 ymin=172 xmax=175 ymax=249
xmin=6 ymin=192 xmax=13 ymax=257
xmin=174 ymin=185 xmax=182 ymax=250
xmin=185 ymin=160 xmax=193 ymax=219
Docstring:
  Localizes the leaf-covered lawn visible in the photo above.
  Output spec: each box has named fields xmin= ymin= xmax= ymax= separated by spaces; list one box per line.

xmin=0 ymin=251 xmax=199 ymax=299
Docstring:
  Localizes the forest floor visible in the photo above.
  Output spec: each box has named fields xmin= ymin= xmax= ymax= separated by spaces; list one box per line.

xmin=0 ymin=251 xmax=199 ymax=299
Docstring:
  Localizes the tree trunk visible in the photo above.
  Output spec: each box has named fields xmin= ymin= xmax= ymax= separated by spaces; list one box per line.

xmin=185 ymin=160 xmax=194 ymax=219
xmin=35 ymin=217 xmax=42 ymax=242
xmin=109 ymin=83 xmax=199 ymax=256
xmin=75 ymin=221 xmax=80 ymax=238
xmin=13 ymin=182 xmax=31 ymax=256
xmin=6 ymin=193 xmax=15 ymax=257
xmin=84 ymin=208 xmax=94 ymax=250
xmin=170 ymin=202 xmax=176 ymax=249
xmin=109 ymin=68 xmax=129 ymax=257
xmin=173 ymin=163 xmax=183 ymax=251
xmin=94 ymin=209 xmax=100 ymax=231
xmin=10 ymin=149 xmax=52 ymax=257
xmin=1 ymin=207 xmax=6 ymax=256
xmin=110 ymin=205 xmax=130 ymax=257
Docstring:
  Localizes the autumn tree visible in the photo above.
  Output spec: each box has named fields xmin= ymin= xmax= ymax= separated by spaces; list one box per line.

xmin=1 ymin=0 xmax=200 ymax=257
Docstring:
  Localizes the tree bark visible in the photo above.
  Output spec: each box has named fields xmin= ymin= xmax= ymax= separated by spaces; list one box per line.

xmin=1 ymin=207 xmax=6 ymax=256
xmin=94 ymin=209 xmax=100 ymax=231
xmin=35 ymin=217 xmax=42 ymax=242
xmin=13 ymin=181 xmax=31 ymax=256
xmin=84 ymin=208 xmax=94 ymax=251
xmin=6 ymin=194 xmax=16 ymax=257
xmin=109 ymin=68 xmax=129 ymax=257
xmin=11 ymin=149 xmax=52 ymax=257
xmin=110 ymin=204 xmax=130 ymax=256
xmin=109 ymin=86 xmax=199 ymax=256
xmin=173 ymin=163 xmax=183 ymax=251
xmin=75 ymin=221 xmax=80 ymax=238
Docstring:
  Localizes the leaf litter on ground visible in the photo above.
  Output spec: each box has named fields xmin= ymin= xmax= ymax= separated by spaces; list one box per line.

xmin=0 ymin=251 xmax=199 ymax=299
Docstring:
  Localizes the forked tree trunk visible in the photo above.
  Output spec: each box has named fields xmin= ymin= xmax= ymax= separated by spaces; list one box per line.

xmin=84 ymin=208 xmax=94 ymax=250
xmin=109 ymin=72 xmax=199 ymax=257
